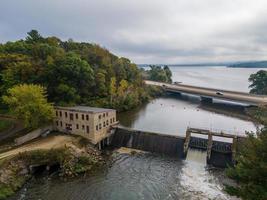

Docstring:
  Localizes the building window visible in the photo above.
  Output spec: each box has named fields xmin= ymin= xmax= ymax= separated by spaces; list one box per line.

xmin=86 ymin=126 xmax=89 ymax=133
xmin=66 ymin=123 xmax=72 ymax=131
xmin=70 ymin=113 xmax=73 ymax=120
xmin=76 ymin=124 xmax=79 ymax=129
xmin=82 ymin=125 xmax=85 ymax=130
xmin=103 ymin=113 xmax=105 ymax=118
xmin=99 ymin=115 xmax=101 ymax=119
xmin=60 ymin=121 xmax=62 ymax=127
xmin=86 ymin=115 xmax=89 ymax=120
xmin=60 ymin=111 xmax=62 ymax=117
xmin=103 ymin=121 xmax=106 ymax=127
xmin=56 ymin=121 xmax=59 ymax=126
xmin=107 ymin=120 xmax=109 ymax=126
xmin=82 ymin=114 xmax=84 ymax=120
xmin=110 ymin=119 xmax=112 ymax=124
xmin=113 ymin=117 xmax=115 ymax=122
xmin=106 ymin=112 xmax=108 ymax=116
xmin=76 ymin=113 xmax=78 ymax=119
xmin=56 ymin=111 xmax=58 ymax=116
xmin=65 ymin=112 xmax=68 ymax=118
xmin=96 ymin=125 xmax=98 ymax=131
xmin=99 ymin=123 xmax=102 ymax=129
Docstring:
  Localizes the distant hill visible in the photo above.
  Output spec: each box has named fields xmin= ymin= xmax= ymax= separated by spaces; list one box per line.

xmin=228 ymin=61 xmax=267 ymax=68
xmin=138 ymin=61 xmax=267 ymax=68
xmin=138 ymin=63 xmax=230 ymax=67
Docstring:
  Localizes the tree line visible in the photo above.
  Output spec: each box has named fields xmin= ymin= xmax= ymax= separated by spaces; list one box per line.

xmin=0 ymin=30 xmax=163 ymax=113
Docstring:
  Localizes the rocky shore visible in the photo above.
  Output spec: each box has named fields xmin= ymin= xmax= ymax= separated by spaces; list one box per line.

xmin=0 ymin=139 xmax=104 ymax=200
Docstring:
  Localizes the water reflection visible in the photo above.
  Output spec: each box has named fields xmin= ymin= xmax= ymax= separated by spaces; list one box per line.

xmin=118 ymin=95 xmax=257 ymax=137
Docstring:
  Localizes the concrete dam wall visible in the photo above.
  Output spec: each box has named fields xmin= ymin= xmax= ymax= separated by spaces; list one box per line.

xmin=111 ymin=127 xmax=185 ymax=158
xmin=111 ymin=127 xmax=241 ymax=168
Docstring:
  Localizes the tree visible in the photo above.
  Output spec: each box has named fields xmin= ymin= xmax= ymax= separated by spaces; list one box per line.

xmin=117 ymin=79 xmax=129 ymax=97
xmin=44 ymin=53 xmax=94 ymax=104
xmin=164 ymin=65 xmax=172 ymax=83
xmin=226 ymin=128 xmax=267 ymax=200
xmin=110 ymin=77 xmax=117 ymax=104
xmin=2 ymin=84 xmax=54 ymax=129
xmin=249 ymin=70 xmax=267 ymax=95
xmin=147 ymin=65 xmax=172 ymax=83
xmin=95 ymin=69 xmax=107 ymax=97
xmin=25 ymin=30 xmax=44 ymax=43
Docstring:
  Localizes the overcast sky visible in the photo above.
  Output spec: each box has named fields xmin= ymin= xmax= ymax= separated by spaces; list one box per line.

xmin=1 ymin=0 xmax=267 ymax=64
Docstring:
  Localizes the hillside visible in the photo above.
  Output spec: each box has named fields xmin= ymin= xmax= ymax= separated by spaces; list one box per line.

xmin=0 ymin=30 xmax=156 ymax=111
xmin=228 ymin=61 xmax=267 ymax=68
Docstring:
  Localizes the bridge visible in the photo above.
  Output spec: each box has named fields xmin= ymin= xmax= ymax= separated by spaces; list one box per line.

xmin=145 ymin=80 xmax=267 ymax=106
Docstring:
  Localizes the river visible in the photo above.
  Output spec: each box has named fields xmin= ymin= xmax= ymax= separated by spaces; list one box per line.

xmin=119 ymin=66 xmax=261 ymax=140
xmin=9 ymin=66 xmax=263 ymax=200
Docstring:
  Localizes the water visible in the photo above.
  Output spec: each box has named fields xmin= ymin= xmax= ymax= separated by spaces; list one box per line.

xmin=10 ymin=66 xmax=262 ymax=200
xmin=10 ymin=151 xmax=235 ymax=200
xmin=119 ymin=66 xmax=262 ymax=138
xmin=170 ymin=66 xmax=262 ymax=92
xmin=143 ymin=66 xmax=263 ymax=92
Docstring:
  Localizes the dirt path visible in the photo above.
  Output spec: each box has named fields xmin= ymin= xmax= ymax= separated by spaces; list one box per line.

xmin=0 ymin=135 xmax=77 ymax=160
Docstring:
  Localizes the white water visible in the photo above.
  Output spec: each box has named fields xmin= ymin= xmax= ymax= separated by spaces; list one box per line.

xmin=181 ymin=148 xmax=233 ymax=200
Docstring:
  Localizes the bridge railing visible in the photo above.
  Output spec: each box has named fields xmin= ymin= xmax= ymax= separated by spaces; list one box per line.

xmin=187 ymin=125 xmax=246 ymax=137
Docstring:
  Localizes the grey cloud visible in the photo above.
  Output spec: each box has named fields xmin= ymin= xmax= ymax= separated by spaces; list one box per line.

xmin=0 ymin=0 xmax=267 ymax=64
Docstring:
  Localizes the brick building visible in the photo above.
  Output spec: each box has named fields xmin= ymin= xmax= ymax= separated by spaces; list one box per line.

xmin=54 ymin=106 xmax=117 ymax=146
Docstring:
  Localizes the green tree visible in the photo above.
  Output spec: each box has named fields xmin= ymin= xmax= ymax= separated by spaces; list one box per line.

xmin=45 ymin=53 xmax=94 ymax=104
xmin=110 ymin=77 xmax=117 ymax=104
xmin=164 ymin=65 xmax=172 ymax=83
xmin=117 ymin=79 xmax=129 ymax=97
xmin=2 ymin=84 xmax=54 ymax=129
xmin=226 ymin=128 xmax=267 ymax=200
xmin=25 ymin=30 xmax=44 ymax=43
xmin=95 ymin=69 xmax=107 ymax=97
xmin=147 ymin=65 xmax=172 ymax=83
xmin=249 ymin=70 xmax=267 ymax=95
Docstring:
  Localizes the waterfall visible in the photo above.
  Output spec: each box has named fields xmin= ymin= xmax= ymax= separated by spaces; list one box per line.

xmin=185 ymin=148 xmax=207 ymax=165
xmin=111 ymin=128 xmax=185 ymax=157
xmin=126 ymin=134 xmax=133 ymax=148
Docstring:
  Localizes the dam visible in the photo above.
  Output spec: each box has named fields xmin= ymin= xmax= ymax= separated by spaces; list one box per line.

xmin=110 ymin=126 xmax=246 ymax=168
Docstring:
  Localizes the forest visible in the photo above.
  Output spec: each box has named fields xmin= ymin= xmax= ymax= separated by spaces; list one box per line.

xmin=0 ymin=30 xmax=163 ymax=111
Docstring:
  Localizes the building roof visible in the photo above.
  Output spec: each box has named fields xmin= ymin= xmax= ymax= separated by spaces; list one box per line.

xmin=55 ymin=106 xmax=116 ymax=113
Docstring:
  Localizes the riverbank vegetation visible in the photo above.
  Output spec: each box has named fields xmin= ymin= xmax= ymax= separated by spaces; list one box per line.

xmin=248 ymin=70 xmax=267 ymax=95
xmin=141 ymin=65 xmax=172 ymax=83
xmin=2 ymin=84 xmax=55 ymax=129
xmin=246 ymin=106 xmax=267 ymax=125
xmin=0 ymin=138 xmax=104 ymax=200
xmin=225 ymin=70 xmax=267 ymax=200
xmin=0 ymin=30 xmax=160 ymax=112
xmin=225 ymin=127 xmax=267 ymax=200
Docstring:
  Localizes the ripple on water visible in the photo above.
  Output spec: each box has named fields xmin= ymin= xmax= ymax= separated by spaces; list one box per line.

xmin=10 ymin=151 xmax=238 ymax=200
